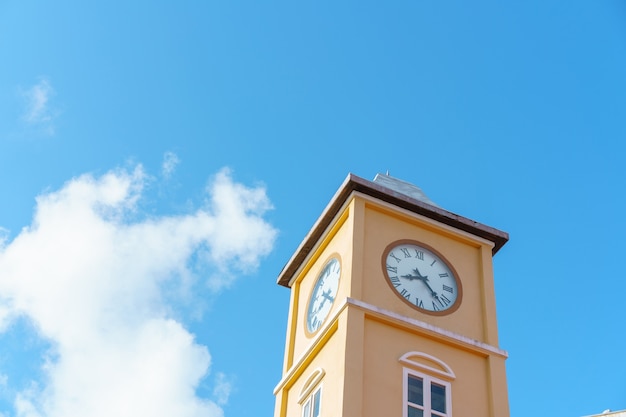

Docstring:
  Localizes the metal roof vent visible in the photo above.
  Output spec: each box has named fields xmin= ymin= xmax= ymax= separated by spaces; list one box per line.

xmin=373 ymin=173 xmax=440 ymax=208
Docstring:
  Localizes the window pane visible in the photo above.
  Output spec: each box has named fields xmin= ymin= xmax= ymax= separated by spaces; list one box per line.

xmin=431 ymin=382 xmax=447 ymax=413
xmin=408 ymin=376 xmax=423 ymax=406
xmin=302 ymin=400 xmax=310 ymax=417
xmin=408 ymin=405 xmax=424 ymax=417
xmin=312 ymin=389 xmax=321 ymax=417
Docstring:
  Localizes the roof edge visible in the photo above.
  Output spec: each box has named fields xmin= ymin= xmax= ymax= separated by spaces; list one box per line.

xmin=277 ymin=173 xmax=508 ymax=287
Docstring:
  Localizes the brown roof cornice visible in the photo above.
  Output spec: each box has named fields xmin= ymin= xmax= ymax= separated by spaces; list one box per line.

xmin=277 ymin=173 xmax=508 ymax=287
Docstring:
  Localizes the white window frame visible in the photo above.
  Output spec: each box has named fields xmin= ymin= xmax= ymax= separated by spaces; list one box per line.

xmin=403 ymin=368 xmax=451 ymax=417
xmin=298 ymin=368 xmax=325 ymax=417
xmin=400 ymin=352 xmax=454 ymax=417
xmin=301 ymin=385 xmax=322 ymax=417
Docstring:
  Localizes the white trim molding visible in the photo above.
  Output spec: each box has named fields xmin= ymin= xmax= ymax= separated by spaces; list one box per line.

xmin=399 ymin=351 xmax=456 ymax=381
xmin=297 ymin=368 xmax=326 ymax=404
xmin=347 ymin=297 xmax=508 ymax=359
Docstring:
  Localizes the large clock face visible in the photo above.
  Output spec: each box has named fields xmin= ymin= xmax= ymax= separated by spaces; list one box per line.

xmin=382 ymin=241 xmax=462 ymax=315
xmin=306 ymin=257 xmax=341 ymax=333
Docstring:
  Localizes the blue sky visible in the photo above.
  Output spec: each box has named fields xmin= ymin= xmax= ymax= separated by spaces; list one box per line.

xmin=1 ymin=1 xmax=625 ymax=416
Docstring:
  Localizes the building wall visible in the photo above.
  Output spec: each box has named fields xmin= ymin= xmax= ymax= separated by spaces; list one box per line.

xmin=275 ymin=192 xmax=510 ymax=417
xmin=355 ymin=197 xmax=501 ymax=345
xmin=278 ymin=315 xmax=348 ymax=417
xmin=361 ymin=316 xmax=493 ymax=417
xmin=282 ymin=204 xmax=354 ymax=372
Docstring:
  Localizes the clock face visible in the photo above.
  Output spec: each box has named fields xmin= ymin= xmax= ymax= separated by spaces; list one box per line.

xmin=382 ymin=241 xmax=462 ymax=315
xmin=306 ymin=257 xmax=341 ymax=333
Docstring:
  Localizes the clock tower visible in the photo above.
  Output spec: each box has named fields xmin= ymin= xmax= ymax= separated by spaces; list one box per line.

xmin=273 ymin=173 xmax=510 ymax=417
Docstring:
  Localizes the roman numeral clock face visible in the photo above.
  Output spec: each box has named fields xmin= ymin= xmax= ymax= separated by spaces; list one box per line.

xmin=382 ymin=241 xmax=462 ymax=315
xmin=306 ymin=257 xmax=341 ymax=333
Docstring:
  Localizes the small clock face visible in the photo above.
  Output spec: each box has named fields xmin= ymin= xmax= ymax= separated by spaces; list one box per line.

xmin=306 ymin=257 xmax=341 ymax=333
xmin=382 ymin=241 xmax=462 ymax=315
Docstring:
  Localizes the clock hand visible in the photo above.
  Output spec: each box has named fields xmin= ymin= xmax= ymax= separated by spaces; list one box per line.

xmin=404 ymin=268 xmax=441 ymax=300
xmin=312 ymin=291 xmax=332 ymax=315
xmin=321 ymin=289 xmax=334 ymax=303
xmin=401 ymin=268 xmax=428 ymax=282
xmin=412 ymin=267 xmax=428 ymax=280
xmin=315 ymin=297 xmax=327 ymax=312
xmin=400 ymin=274 xmax=419 ymax=281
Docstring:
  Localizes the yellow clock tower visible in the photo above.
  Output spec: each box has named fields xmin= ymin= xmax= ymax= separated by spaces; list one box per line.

xmin=273 ymin=173 xmax=510 ymax=417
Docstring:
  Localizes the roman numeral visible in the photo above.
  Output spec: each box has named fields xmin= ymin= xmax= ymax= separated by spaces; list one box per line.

xmin=439 ymin=273 xmax=449 ymax=278
xmin=442 ymin=284 xmax=453 ymax=293
xmin=401 ymin=248 xmax=412 ymax=258
xmin=415 ymin=250 xmax=424 ymax=260
xmin=430 ymin=259 xmax=437 ymax=266
xmin=389 ymin=252 xmax=401 ymax=263
xmin=311 ymin=317 xmax=319 ymax=330
xmin=386 ymin=265 xmax=398 ymax=274
xmin=440 ymin=294 xmax=451 ymax=306
xmin=415 ymin=298 xmax=424 ymax=308
xmin=432 ymin=301 xmax=440 ymax=311
xmin=400 ymin=288 xmax=411 ymax=300
xmin=390 ymin=276 xmax=401 ymax=287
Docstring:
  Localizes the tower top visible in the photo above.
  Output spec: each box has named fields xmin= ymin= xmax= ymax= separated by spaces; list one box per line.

xmin=277 ymin=173 xmax=508 ymax=287
xmin=372 ymin=173 xmax=440 ymax=207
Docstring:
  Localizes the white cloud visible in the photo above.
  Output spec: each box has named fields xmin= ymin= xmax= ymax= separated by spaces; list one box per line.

xmin=19 ymin=78 xmax=57 ymax=135
xmin=204 ymin=169 xmax=276 ymax=291
xmin=0 ymin=227 xmax=9 ymax=246
xmin=211 ymin=373 xmax=233 ymax=407
xmin=0 ymin=166 xmax=277 ymax=417
xmin=162 ymin=152 xmax=180 ymax=179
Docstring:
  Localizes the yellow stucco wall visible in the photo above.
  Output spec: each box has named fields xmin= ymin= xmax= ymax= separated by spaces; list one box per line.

xmin=357 ymin=200 xmax=498 ymax=344
xmin=287 ymin=205 xmax=355 ymax=370
xmin=279 ymin=319 xmax=348 ymax=417
xmin=275 ymin=192 xmax=509 ymax=417
xmin=361 ymin=317 xmax=494 ymax=417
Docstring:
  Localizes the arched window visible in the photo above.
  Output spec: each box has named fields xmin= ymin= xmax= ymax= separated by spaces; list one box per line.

xmin=399 ymin=352 xmax=455 ymax=417
xmin=298 ymin=368 xmax=325 ymax=417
